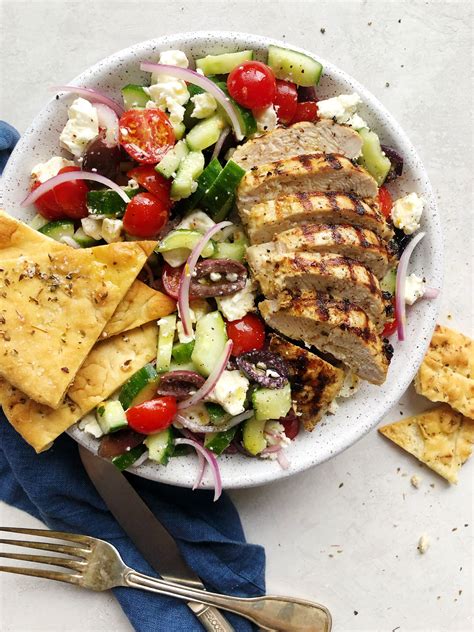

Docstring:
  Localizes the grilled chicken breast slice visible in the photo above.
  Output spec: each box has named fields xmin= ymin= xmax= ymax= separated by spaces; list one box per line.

xmin=242 ymin=192 xmax=393 ymax=244
xmin=269 ymin=334 xmax=344 ymax=431
xmin=260 ymin=293 xmax=390 ymax=385
xmin=247 ymin=249 xmax=387 ymax=328
xmin=271 ymin=224 xmax=395 ymax=279
xmin=232 ymin=120 xmax=363 ymax=168
xmin=237 ymin=153 xmax=379 ymax=212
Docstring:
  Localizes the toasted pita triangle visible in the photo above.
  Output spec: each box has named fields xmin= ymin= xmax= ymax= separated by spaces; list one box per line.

xmin=379 ymin=405 xmax=474 ymax=483
xmin=0 ymin=209 xmax=65 ymax=258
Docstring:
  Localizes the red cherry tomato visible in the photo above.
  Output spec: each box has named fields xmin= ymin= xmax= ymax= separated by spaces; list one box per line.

xmin=290 ymin=101 xmax=318 ymax=124
xmin=280 ymin=412 xmax=300 ymax=440
xmin=227 ymin=61 xmax=276 ymax=109
xmin=123 ymin=192 xmax=169 ymax=239
xmin=127 ymin=165 xmax=171 ymax=208
xmin=382 ymin=318 xmax=398 ymax=338
xmin=273 ymin=80 xmax=298 ymax=124
xmin=31 ymin=167 xmax=88 ymax=220
xmin=31 ymin=180 xmax=64 ymax=220
xmin=226 ymin=313 xmax=266 ymax=356
xmin=119 ymin=109 xmax=175 ymax=164
xmin=378 ymin=186 xmax=393 ymax=218
xmin=126 ymin=397 xmax=177 ymax=434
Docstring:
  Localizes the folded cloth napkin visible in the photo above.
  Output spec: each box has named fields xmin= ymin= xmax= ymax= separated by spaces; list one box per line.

xmin=0 ymin=120 xmax=20 ymax=172
xmin=0 ymin=122 xmax=266 ymax=631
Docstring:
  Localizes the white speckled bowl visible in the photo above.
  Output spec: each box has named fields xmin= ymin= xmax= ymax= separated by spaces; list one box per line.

xmin=2 ymin=32 xmax=442 ymax=490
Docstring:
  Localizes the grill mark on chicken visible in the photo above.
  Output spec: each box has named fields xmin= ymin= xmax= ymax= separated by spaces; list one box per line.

xmin=295 ymin=191 xmax=315 ymax=213
xmin=296 ymin=154 xmax=316 ymax=172
xmin=325 ymin=153 xmax=343 ymax=170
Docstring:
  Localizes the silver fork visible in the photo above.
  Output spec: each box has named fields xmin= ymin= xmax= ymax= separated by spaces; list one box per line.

xmin=0 ymin=527 xmax=331 ymax=632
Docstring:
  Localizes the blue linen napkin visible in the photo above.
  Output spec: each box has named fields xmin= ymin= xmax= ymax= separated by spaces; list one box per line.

xmin=0 ymin=122 xmax=266 ymax=632
xmin=0 ymin=121 xmax=20 ymax=172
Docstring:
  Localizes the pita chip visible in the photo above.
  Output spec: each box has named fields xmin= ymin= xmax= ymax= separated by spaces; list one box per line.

xmin=0 ymin=209 xmax=65 ymax=258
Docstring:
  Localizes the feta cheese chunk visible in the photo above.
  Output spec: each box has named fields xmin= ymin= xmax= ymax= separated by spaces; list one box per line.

xmin=59 ymin=97 xmax=99 ymax=157
xmin=176 ymin=319 xmax=194 ymax=343
xmin=147 ymin=50 xmax=190 ymax=125
xmin=207 ymin=370 xmax=249 ymax=416
xmin=216 ymin=279 xmax=256 ymax=322
xmin=176 ymin=210 xmax=216 ymax=233
xmin=391 ymin=192 xmax=425 ymax=235
xmin=157 ymin=49 xmax=189 ymax=69
xmin=101 ymin=218 xmax=124 ymax=244
xmin=404 ymin=273 xmax=426 ymax=305
xmin=81 ymin=216 xmax=103 ymax=241
xmin=191 ymin=92 xmax=217 ymax=119
xmin=78 ymin=413 xmax=104 ymax=438
xmin=317 ymin=93 xmax=367 ymax=129
xmin=31 ymin=156 xmax=75 ymax=183
xmin=255 ymin=105 xmax=278 ymax=133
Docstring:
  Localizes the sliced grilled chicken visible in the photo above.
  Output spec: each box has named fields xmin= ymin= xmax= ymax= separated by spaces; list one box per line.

xmin=232 ymin=120 xmax=363 ymax=168
xmin=260 ymin=293 xmax=390 ymax=384
xmin=246 ymin=249 xmax=387 ymax=327
xmin=271 ymin=224 xmax=395 ymax=279
xmin=269 ymin=334 xmax=344 ymax=431
xmin=237 ymin=153 xmax=379 ymax=212
xmin=242 ymin=192 xmax=393 ymax=244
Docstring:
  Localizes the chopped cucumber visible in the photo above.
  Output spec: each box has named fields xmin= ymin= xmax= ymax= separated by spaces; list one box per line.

xmin=185 ymin=113 xmax=227 ymax=151
xmin=267 ymin=45 xmax=323 ymax=87
xmin=87 ymin=187 xmax=139 ymax=218
xmin=170 ymin=151 xmax=205 ymax=201
xmin=381 ymin=268 xmax=397 ymax=295
xmin=144 ymin=427 xmax=175 ymax=465
xmin=169 ymin=360 xmax=198 ymax=372
xmin=214 ymin=81 xmax=257 ymax=137
xmin=358 ymin=128 xmax=391 ymax=186
xmin=39 ymin=220 xmax=75 ymax=242
xmin=73 ymin=227 xmax=100 ymax=248
xmin=122 ymin=84 xmax=149 ymax=109
xmin=172 ymin=340 xmax=195 ymax=364
xmin=212 ymin=229 xmax=248 ymax=262
xmin=157 ymin=229 xmax=215 ymax=267
xmin=200 ymin=160 xmax=246 ymax=221
xmin=191 ymin=311 xmax=228 ymax=377
xmin=205 ymin=402 xmax=230 ymax=425
xmin=252 ymin=383 xmax=292 ymax=421
xmin=171 ymin=121 xmax=186 ymax=140
xmin=28 ymin=214 xmax=49 ymax=231
xmin=204 ymin=427 xmax=237 ymax=456
xmin=196 ymin=50 xmax=254 ymax=75
xmin=119 ymin=363 xmax=160 ymax=410
xmin=155 ymin=140 xmax=189 ymax=179
xmin=112 ymin=444 xmax=146 ymax=471
xmin=96 ymin=400 xmax=128 ymax=434
xmin=180 ymin=158 xmax=223 ymax=213
xmin=156 ymin=314 xmax=177 ymax=373
xmin=242 ymin=416 xmax=267 ymax=455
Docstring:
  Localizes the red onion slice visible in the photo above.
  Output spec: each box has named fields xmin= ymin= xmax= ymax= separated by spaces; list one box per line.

xmin=174 ymin=438 xmax=222 ymax=501
xmin=174 ymin=408 xmax=253 ymax=434
xmin=277 ymin=449 xmax=290 ymax=470
xmin=193 ymin=451 xmax=206 ymax=490
xmin=51 ymin=85 xmax=124 ymax=116
xmin=95 ymin=103 xmax=119 ymax=147
xmin=178 ymin=221 xmax=232 ymax=336
xmin=140 ymin=63 xmax=244 ymax=141
xmin=22 ymin=170 xmax=131 ymax=207
xmin=423 ymin=287 xmax=440 ymax=300
xmin=177 ymin=339 xmax=233 ymax=410
xmin=211 ymin=128 xmax=231 ymax=160
xmin=395 ymin=231 xmax=425 ymax=341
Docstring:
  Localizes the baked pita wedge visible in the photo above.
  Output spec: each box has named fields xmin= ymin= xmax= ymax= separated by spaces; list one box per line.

xmin=379 ymin=404 xmax=474 ymax=483
xmin=0 ymin=209 xmax=64 ymax=258
xmin=0 ymin=322 xmax=158 ymax=452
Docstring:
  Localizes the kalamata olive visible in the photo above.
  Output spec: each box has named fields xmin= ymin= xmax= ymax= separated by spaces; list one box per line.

xmin=297 ymin=85 xmax=318 ymax=102
xmin=156 ymin=370 xmax=205 ymax=400
xmin=191 ymin=259 xmax=247 ymax=297
xmin=98 ymin=429 xmax=144 ymax=458
xmin=381 ymin=145 xmax=404 ymax=182
xmin=392 ymin=227 xmax=411 ymax=256
xmin=82 ymin=134 xmax=122 ymax=183
xmin=235 ymin=350 xmax=289 ymax=389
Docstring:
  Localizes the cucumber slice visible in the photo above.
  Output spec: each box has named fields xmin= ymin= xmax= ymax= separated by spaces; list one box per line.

xmin=38 ymin=220 xmax=75 ymax=242
xmin=242 ymin=416 xmax=267 ymax=455
xmin=156 ymin=314 xmax=177 ymax=373
xmin=144 ymin=427 xmax=175 ymax=465
xmin=214 ymin=81 xmax=257 ymax=137
xmin=172 ymin=340 xmax=195 ymax=364
xmin=212 ymin=229 xmax=249 ymax=262
xmin=252 ymin=383 xmax=292 ymax=421
xmin=170 ymin=151 xmax=205 ymax=201
xmin=156 ymin=140 xmax=189 ymax=179
xmin=157 ymin=229 xmax=215 ymax=267
xmin=28 ymin=214 xmax=49 ymax=231
xmin=267 ymin=45 xmax=323 ymax=87
xmin=87 ymin=187 xmax=139 ymax=218
xmin=96 ymin=400 xmax=128 ymax=434
xmin=180 ymin=158 xmax=223 ymax=213
xmin=191 ymin=311 xmax=228 ymax=377
xmin=169 ymin=360 xmax=199 ymax=372
xmin=200 ymin=160 xmax=246 ymax=220
xmin=381 ymin=268 xmax=397 ymax=295
xmin=112 ymin=444 xmax=146 ymax=471
xmin=196 ymin=50 xmax=254 ymax=75
xmin=121 ymin=84 xmax=149 ymax=109
xmin=358 ymin=128 xmax=391 ymax=186
xmin=119 ymin=363 xmax=160 ymax=410
xmin=172 ymin=121 xmax=186 ymax=140
xmin=185 ymin=113 xmax=227 ymax=151
xmin=204 ymin=427 xmax=237 ymax=455
xmin=205 ymin=402 xmax=230 ymax=425
xmin=73 ymin=227 xmax=100 ymax=248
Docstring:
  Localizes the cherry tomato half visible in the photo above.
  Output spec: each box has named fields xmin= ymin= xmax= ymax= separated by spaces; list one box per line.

xmin=273 ymin=80 xmax=298 ymax=124
xmin=123 ymin=192 xmax=170 ymax=239
xmin=290 ymin=101 xmax=318 ymax=124
xmin=127 ymin=165 xmax=171 ymax=208
xmin=382 ymin=318 xmax=398 ymax=338
xmin=162 ymin=263 xmax=183 ymax=300
xmin=378 ymin=186 xmax=393 ymax=218
xmin=226 ymin=313 xmax=266 ymax=356
xmin=32 ymin=166 xmax=88 ymax=220
xmin=126 ymin=397 xmax=177 ymax=434
xmin=119 ymin=109 xmax=175 ymax=164
xmin=227 ymin=61 xmax=276 ymax=110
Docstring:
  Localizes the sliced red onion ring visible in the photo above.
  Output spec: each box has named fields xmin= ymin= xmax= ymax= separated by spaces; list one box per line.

xmin=211 ymin=127 xmax=231 ymax=160
xmin=277 ymin=449 xmax=290 ymax=470
xmin=60 ymin=236 xmax=80 ymax=249
xmin=95 ymin=103 xmax=119 ymax=147
xmin=174 ymin=438 xmax=222 ymax=501
xmin=140 ymin=63 xmax=244 ymax=141
xmin=178 ymin=221 xmax=232 ymax=336
xmin=423 ymin=287 xmax=440 ymax=299
xmin=177 ymin=339 xmax=233 ymax=410
xmin=50 ymin=85 xmax=124 ymax=116
xmin=395 ymin=231 xmax=425 ymax=341
xmin=260 ymin=444 xmax=282 ymax=455
xmin=22 ymin=170 xmax=131 ymax=207
xmin=174 ymin=409 xmax=253 ymax=434
xmin=193 ymin=451 xmax=206 ymax=490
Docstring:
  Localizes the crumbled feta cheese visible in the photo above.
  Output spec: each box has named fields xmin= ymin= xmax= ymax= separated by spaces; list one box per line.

xmin=191 ymin=92 xmax=217 ymax=119
xmin=59 ymin=97 xmax=99 ymax=157
xmin=410 ymin=474 xmax=422 ymax=489
xmin=255 ymin=105 xmax=278 ymax=132
xmin=31 ymin=156 xmax=75 ymax=183
xmin=404 ymin=273 xmax=426 ymax=305
xmin=176 ymin=319 xmax=194 ymax=344
xmin=81 ymin=216 xmax=103 ymax=241
xmin=317 ymin=93 xmax=367 ymax=129
xmin=339 ymin=371 xmax=361 ymax=398
xmin=101 ymin=218 xmax=124 ymax=243
xmin=128 ymin=178 xmax=139 ymax=189
xmin=216 ymin=279 xmax=256 ymax=322
xmin=265 ymin=421 xmax=291 ymax=448
xmin=210 ymin=272 xmax=222 ymax=282
xmin=176 ymin=210 xmax=216 ymax=233
xmin=157 ymin=49 xmax=189 ymax=69
xmin=226 ymin=272 xmax=238 ymax=282
xmin=78 ymin=413 xmax=104 ymax=438
xmin=147 ymin=50 xmax=190 ymax=125
xmin=417 ymin=534 xmax=430 ymax=554
xmin=207 ymin=370 xmax=249 ymax=416
xmin=391 ymin=192 xmax=425 ymax=235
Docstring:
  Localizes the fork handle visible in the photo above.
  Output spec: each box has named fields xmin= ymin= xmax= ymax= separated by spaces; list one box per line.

xmin=196 ymin=605 xmax=235 ymax=632
xmin=125 ymin=571 xmax=331 ymax=632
